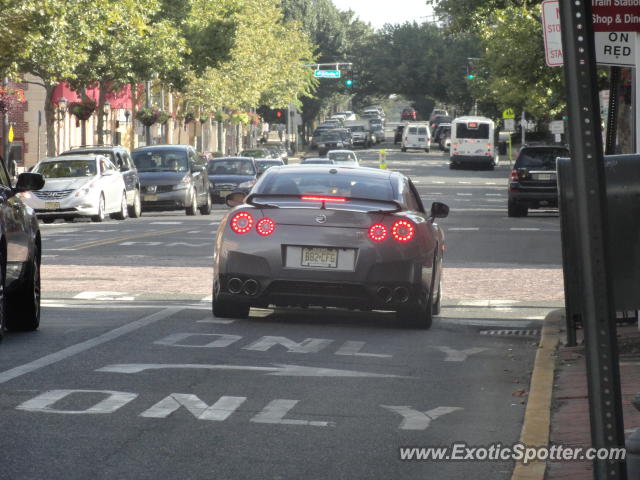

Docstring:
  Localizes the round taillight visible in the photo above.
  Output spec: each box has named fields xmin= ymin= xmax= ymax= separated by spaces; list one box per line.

xmin=256 ymin=217 xmax=276 ymax=236
xmin=230 ymin=212 xmax=253 ymax=234
xmin=368 ymin=223 xmax=387 ymax=242
xmin=391 ymin=219 xmax=415 ymax=242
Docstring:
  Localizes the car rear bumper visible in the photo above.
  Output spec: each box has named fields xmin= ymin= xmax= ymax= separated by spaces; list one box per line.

xmin=509 ymin=189 xmax=558 ymax=207
xmin=450 ymin=155 xmax=494 ymax=164
xmin=140 ymin=189 xmax=190 ymax=210
xmin=210 ymin=187 xmax=251 ymax=204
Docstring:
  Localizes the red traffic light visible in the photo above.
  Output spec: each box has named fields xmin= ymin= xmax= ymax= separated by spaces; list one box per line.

xmin=276 ymin=111 xmax=282 ymax=118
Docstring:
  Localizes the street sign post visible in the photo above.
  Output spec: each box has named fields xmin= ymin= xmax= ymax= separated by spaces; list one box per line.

xmin=559 ymin=1 xmax=627 ymax=478
xmin=313 ymin=70 xmax=341 ymax=79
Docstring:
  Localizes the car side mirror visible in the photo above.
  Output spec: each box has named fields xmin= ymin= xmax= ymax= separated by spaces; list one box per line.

xmin=430 ymin=201 xmax=449 ymax=219
xmin=225 ymin=192 xmax=246 ymax=208
xmin=14 ymin=172 xmax=45 ymax=193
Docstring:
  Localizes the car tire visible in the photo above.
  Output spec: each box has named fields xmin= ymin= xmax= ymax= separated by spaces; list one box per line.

xmin=432 ymin=278 xmax=442 ymax=316
xmin=397 ymin=292 xmax=433 ymax=330
xmin=508 ymin=200 xmax=525 ymax=217
xmin=41 ymin=218 xmax=55 ymax=224
xmin=111 ymin=191 xmax=128 ymax=220
xmin=185 ymin=190 xmax=198 ymax=216
xmin=5 ymin=244 xmax=40 ymax=332
xmin=401 ymin=148 xmax=407 ymax=153
xmin=449 ymin=163 xmax=457 ymax=170
xmin=212 ymin=298 xmax=250 ymax=319
xmin=91 ymin=194 xmax=106 ymax=222
xmin=199 ymin=192 xmax=212 ymax=215
xmin=128 ymin=189 xmax=142 ymax=218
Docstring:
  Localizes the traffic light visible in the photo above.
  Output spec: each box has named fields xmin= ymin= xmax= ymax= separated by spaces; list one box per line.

xmin=343 ymin=69 xmax=354 ymax=87
xmin=466 ymin=59 xmax=476 ymax=80
xmin=276 ymin=110 xmax=282 ymax=118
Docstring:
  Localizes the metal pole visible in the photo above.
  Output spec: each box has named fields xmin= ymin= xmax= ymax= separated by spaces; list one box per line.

xmin=145 ymin=80 xmax=151 ymax=146
xmin=605 ymin=67 xmax=620 ymax=155
xmin=2 ymin=77 xmax=9 ymax=167
xmin=559 ymin=2 xmax=626 ymax=479
xmin=521 ymin=111 xmax=526 ymax=145
xmin=285 ymin=105 xmax=290 ymax=151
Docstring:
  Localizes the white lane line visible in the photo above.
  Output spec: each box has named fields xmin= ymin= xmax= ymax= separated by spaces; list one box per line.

xmin=486 ymin=194 xmax=503 ymax=196
xmin=448 ymin=227 xmax=479 ymax=231
xmin=0 ymin=308 xmax=181 ymax=385
xmin=510 ymin=228 xmax=540 ymax=231
xmin=45 ymin=248 xmax=78 ymax=251
xmin=456 ymin=193 xmax=473 ymax=196
xmin=458 ymin=181 xmax=471 ymax=184
xmin=150 ymin=221 xmax=183 ymax=225
xmin=431 ymin=181 xmax=445 ymax=184
xmin=200 ymin=295 xmax=213 ymax=302
xmin=487 ymin=199 xmax=504 ymax=203
xmin=42 ymin=255 xmax=59 ymax=258
xmin=187 ymin=231 xmax=201 ymax=234
xmin=197 ymin=319 xmax=236 ymax=325
xmin=485 ymin=182 xmax=497 ymax=185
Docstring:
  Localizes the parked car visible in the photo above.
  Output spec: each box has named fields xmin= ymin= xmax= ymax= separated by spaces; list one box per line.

xmin=213 ymin=165 xmax=449 ymax=329
xmin=60 ymin=145 xmax=141 ymax=218
xmin=327 ymin=150 xmax=359 ymax=166
xmin=300 ymin=157 xmax=335 ymax=165
xmin=401 ymin=123 xmax=431 ymax=153
xmin=394 ymin=125 xmax=406 ymax=144
xmin=0 ymin=168 xmax=45 ymax=337
xmin=255 ymin=158 xmax=285 ymax=175
xmin=508 ymin=144 xmax=570 ymax=217
xmin=207 ymin=157 xmax=258 ymax=204
xmin=28 ymin=154 xmax=128 ymax=223
xmin=132 ymin=145 xmax=211 ymax=215
xmin=401 ymin=108 xmax=417 ymax=121
xmin=317 ymin=131 xmax=347 ymax=156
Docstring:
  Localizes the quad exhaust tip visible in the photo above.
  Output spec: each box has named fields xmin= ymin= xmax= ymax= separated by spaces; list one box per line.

xmin=393 ymin=287 xmax=409 ymax=303
xmin=376 ymin=287 xmax=393 ymax=304
xmin=243 ymin=279 xmax=259 ymax=296
xmin=227 ymin=278 xmax=243 ymax=294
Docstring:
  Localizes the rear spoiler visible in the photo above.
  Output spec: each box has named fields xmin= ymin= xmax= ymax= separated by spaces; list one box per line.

xmin=245 ymin=193 xmax=402 ymax=213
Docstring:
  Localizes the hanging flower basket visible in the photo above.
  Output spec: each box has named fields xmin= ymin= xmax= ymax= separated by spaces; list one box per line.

xmin=230 ymin=111 xmax=250 ymax=125
xmin=136 ymin=107 xmax=162 ymax=127
xmin=184 ymin=112 xmax=196 ymax=124
xmin=214 ymin=111 xmax=228 ymax=123
xmin=157 ymin=111 xmax=171 ymax=125
xmin=249 ymin=112 xmax=261 ymax=126
xmin=0 ymin=87 xmax=26 ymax=115
xmin=199 ymin=114 xmax=209 ymax=124
xmin=68 ymin=98 xmax=97 ymax=121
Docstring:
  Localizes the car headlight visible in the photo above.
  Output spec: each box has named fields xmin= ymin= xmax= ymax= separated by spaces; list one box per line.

xmin=75 ymin=180 xmax=96 ymax=197
xmin=238 ymin=180 xmax=256 ymax=189
xmin=173 ymin=176 xmax=190 ymax=190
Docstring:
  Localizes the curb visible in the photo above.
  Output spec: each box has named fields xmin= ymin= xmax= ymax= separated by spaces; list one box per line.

xmin=511 ymin=308 xmax=564 ymax=480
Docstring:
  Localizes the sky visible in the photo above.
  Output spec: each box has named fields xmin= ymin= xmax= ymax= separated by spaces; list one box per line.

xmin=331 ymin=0 xmax=434 ymax=29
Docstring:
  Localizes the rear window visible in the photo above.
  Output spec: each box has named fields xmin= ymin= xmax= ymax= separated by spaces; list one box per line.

xmin=417 ymin=127 xmax=428 ymax=135
xmin=408 ymin=127 xmax=418 ymax=134
xmin=258 ymin=172 xmax=393 ymax=201
xmin=456 ymin=122 xmax=490 ymax=139
xmin=208 ymin=160 xmax=255 ymax=175
xmin=132 ymin=150 xmax=189 ymax=172
xmin=516 ymin=148 xmax=569 ymax=169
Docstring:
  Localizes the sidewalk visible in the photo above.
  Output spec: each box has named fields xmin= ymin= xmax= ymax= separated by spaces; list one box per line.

xmin=546 ymin=313 xmax=640 ymax=479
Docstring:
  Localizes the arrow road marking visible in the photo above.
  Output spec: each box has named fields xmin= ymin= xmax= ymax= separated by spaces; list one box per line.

xmin=96 ymin=363 xmax=407 ymax=378
xmin=380 ymin=405 xmax=463 ymax=430
xmin=433 ymin=346 xmax=489 ymax=362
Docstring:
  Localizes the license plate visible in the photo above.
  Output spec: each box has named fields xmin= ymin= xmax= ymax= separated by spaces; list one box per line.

xmin=44 ymin=202 xmax=60 ymax=210
xmin=301 ymin=247 xmax=338 ymax=268
xmin=219 ymin=190 xmax=232 ymax=198
xmin=534 ymin=173 xmax=553 ymax=180
xmin=143 ymin=194 xmax=157 ymax=201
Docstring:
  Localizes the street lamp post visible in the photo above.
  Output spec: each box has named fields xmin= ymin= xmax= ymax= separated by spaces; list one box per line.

xmin=56 ymin=97 xmax=68 ymax=155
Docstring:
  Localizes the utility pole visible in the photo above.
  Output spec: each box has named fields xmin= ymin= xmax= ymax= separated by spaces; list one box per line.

xmin=145 ymin=80 xmax=151 ymax=146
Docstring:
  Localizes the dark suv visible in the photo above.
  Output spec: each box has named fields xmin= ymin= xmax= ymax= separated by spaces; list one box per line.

xmin=60 ymin=145 xmax=141 ymax=217
xmin=508 ymin=144 xmax=570 ymax=217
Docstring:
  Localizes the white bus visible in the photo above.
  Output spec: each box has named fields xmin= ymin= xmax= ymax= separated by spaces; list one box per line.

xmin=449 ymin=116 xmax=497 ymax=169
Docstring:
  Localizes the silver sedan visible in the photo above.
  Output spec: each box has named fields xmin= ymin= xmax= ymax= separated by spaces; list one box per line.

xmin=212 ymin=166 xmax=448 ymax=328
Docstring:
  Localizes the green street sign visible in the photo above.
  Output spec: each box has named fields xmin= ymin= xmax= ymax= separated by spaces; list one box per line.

xmin=314 ymin=70 xmax=341 ymax=79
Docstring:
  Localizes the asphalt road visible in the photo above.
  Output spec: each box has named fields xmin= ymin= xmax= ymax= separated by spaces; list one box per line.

xmin=0 ymin=143 xmax=564 ymax=479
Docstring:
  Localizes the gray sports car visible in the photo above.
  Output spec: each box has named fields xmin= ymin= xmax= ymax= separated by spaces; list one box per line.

xmin=212 ymin=166 xmax=448 ymax=328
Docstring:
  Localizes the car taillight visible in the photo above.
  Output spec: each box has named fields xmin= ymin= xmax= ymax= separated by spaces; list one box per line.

xmin=230 ymin=212 xmax=253 ymax=234
xmin=391 ymin=220 xmax=415 ymax=242
xmin=368 ymin=223 xmax=387 ymax=242
xmin=256 ymin=217 xmax=276 ymax=236
xmin=510 ymin=169 xmax=519 ymax=181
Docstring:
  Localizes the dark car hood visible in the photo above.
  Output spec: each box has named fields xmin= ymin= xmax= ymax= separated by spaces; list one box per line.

xmin=138 ymin=171 xmax=190 ymax=185
xmin=208 ymin=174 xmax=255 ymax=184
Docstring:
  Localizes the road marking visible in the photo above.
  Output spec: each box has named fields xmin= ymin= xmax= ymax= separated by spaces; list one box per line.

xmin=42 ymin=255 xmax=59 ymax=258
xmin=431 ymin=181 xmax=445 ymax=184
xmin=433 ymin=346 xmax=488 ymax=362
xmin=243 ymin=336 xmax=333 ymax=354
xmin=486 ymin=193 xmax=503 ymax=196
xmin=334 ymin=341 xmax=391 ymax=358
xmin=448 ymin=227 xmax=479 ymax=231
xmin=73 ymin=291 xmax=140 ymax=301
xmin=0 ymin=308 xmax=181 ymax=385
xmin=251 ymin=399 xmax=334 ymax=427
xmin=456 ymin=193 xmax=473 ymax=196
xmin=458 ymin=181 xmax=471 ymax=184
xmin=150 ymin=221 xmax=183 ymax=225
xmin=68 ymin=227 xmax=192 ymax=250
xmin=97 ymin=363 xmax=406 ymax=378
xmin=200 ymin=295 xmax=213 ymax=302
xmin=17 ymin=390 xmax=138 ymax=414
xmin=485 ymin=182 xmax=497 ymax=185
xmin=197 ymin=319 xmax=235 ymax=324
xmin=140 ymin=394 xmax=246 ymax=421
xmin=510 ymin=228 xmax=540 ymax=231
xmin=380 ymin=405 xmax=463 ymax=431
xmin=155 ymin=333 xmax=242 ymax=348
xmin=187 ymin=231 xmax=201 ymax=234
xmin=165 ymin=242 xmax=211 ymax=247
